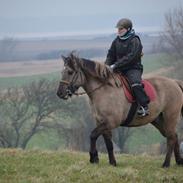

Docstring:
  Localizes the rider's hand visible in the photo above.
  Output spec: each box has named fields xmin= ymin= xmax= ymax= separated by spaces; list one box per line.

xmin=110 ymin=64 xmax=117 ymax=72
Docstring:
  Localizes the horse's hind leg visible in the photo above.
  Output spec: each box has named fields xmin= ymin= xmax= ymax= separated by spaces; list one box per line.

xmin=162 ymin=110 xmax=182 ymax=167
xmin=103 ymin=130 xmax=117 ymax=166
xmin=89 ymin=122 xmax=108 ymax=164
xmin=163 ymin=133 xmax=177 ymax=167
xmin=174 ymin=134 xmax=183 ymax=165
xmin=151 ymin=113 xmax=179 ymax=167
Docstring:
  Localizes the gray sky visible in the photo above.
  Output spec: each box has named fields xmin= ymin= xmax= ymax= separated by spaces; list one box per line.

xmin=0 ymin=0 xmax=183 ymax=38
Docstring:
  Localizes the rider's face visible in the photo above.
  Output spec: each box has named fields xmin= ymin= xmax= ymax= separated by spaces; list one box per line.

xmin=117 ymin=27 xmax=128 ymax=36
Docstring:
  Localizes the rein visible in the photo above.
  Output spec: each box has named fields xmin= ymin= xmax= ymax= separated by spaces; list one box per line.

xmin=59 ymin=80 xmax=104 ymax=96
xmin=59 ymin=70 xmax=118 ymax=96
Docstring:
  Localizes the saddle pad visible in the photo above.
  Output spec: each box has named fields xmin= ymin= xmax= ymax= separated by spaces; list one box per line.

xmin=118 ymin=75 xmax=156 ymax=103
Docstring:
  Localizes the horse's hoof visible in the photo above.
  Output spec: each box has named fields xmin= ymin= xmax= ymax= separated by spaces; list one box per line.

xmin=90 ymin=157 xmax=99 ymax=164
xmin=176 ymin=159 xmax=183 ymax=165
xmin=110 ymin=161 xmax=117 ymax=166
xmin=162 ymin=162 xmax=170 ymax=168
xmin=89 ymin=151 xmax=99 ymax=164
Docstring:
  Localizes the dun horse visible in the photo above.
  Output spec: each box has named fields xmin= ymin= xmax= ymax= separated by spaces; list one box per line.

xmin=57 ymin=53 xmax=183 ymax=167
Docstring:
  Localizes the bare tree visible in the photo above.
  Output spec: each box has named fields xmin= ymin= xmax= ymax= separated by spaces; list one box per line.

xmin=0 ymin=87 xmax=31 ymax=147
xmin=158 ymin=6 xmax=183 ymax=80
xmin=161 ymin=6 xmax=183 ymax=59
xmin=0 ymin=79 xmax=96 ymax=150
xmin=0 ymin=79 xmax=63 ymax=149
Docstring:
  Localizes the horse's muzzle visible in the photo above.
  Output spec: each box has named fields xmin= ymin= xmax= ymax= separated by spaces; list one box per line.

xmin=56 ymin=83 xmax=79 ymax=100
xmin=56 ymin=83 xmax=69 ymax=100
xmin=56 ymin=88 xmax=70 ymax=100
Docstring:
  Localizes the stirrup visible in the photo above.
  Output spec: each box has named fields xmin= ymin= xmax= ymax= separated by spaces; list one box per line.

xmin=137 ymin=106 xmax=149 ymax=117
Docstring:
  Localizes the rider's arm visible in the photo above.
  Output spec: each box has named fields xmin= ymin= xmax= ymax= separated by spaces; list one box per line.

xmin=105 ymin=39 xmax=116 ymax=66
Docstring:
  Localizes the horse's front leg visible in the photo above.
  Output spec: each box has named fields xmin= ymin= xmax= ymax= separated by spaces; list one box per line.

xmin=103 ymin=130 xmax=117 ymax=166
xmin=89 ymin=122 xmax=108 ymax=164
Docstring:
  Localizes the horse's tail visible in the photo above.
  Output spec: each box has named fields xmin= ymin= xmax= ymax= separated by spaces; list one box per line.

xmin=175 ymin=79 xmax=183 ymax=117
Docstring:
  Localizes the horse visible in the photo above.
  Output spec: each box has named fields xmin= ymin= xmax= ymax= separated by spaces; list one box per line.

xmin=56 ymin=53 xmax=183 ymax=168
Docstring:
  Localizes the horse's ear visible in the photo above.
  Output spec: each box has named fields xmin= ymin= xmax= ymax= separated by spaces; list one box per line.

xmin=61 ymin=55 xmax=72 ymax=67
xmin=68 ymin=52 xmax=80 ymax=70
xmin=61 ymin=55 xmax=67 ymax=64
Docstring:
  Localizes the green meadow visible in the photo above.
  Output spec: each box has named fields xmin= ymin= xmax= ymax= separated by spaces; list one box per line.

xmin=0 ymin=149 xmax=182 ymax=183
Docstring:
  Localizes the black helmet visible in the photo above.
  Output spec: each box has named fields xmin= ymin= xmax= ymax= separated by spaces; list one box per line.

xmin=116 ymin=18 xmax=133 ymax=31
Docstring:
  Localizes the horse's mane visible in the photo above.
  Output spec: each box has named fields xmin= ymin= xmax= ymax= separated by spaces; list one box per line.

xmin=67 ymin=53 xmax=121 ymax=87
xmin=80 ymin=58 xmax=110 ymax=79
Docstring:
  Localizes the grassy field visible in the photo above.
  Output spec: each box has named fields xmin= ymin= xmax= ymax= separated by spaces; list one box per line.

xmin=142 ymin=53 xmax=171 ymax=73
xmin=0 ymin=149 xmax=182 ymax=183
xmin=0 ymin=71 xmax=60 ymax=88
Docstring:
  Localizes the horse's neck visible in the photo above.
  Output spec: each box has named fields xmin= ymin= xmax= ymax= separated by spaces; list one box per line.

xmin=82 ymin=73 xmax=103 ymax=98
xmin=79 ymin=59 xmax=115 ymax=98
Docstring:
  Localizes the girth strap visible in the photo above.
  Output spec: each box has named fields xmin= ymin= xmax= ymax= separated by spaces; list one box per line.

xmin=120 ymin=102 xmax=138 ymax=127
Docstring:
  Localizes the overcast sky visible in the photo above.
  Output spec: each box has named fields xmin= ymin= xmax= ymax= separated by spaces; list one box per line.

xmin=0 ymin=0 xmax=183 ymax=38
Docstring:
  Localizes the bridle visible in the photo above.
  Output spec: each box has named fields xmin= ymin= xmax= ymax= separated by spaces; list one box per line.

xmin=59 ymin=69 xmax=105 ymax=96
xmin=60 ymin=70 xmax=81 ymax=96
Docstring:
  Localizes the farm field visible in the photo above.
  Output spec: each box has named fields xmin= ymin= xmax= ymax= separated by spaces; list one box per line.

xmin=0 ymin=53 xmax=173 ymax=88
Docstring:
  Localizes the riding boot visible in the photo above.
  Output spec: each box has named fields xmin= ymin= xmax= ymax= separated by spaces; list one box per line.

xmin=131 ymin=83 xmax=150 ymax=117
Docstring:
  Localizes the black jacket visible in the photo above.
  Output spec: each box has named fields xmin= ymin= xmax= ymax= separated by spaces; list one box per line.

xmin=105 ymin=35 xmax=143 ymax=72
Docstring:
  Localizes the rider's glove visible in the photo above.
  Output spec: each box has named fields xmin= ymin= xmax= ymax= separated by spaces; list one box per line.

xmin=110 ymin=64 xmax=118 ymax=72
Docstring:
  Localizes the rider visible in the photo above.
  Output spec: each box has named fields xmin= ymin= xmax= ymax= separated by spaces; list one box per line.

xmin=105 ymin=18 xmax=150 ymax=117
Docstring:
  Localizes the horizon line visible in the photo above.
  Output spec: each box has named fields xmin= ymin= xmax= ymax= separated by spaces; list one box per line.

xmin=0 ymin=26 xmax=162 ymax=40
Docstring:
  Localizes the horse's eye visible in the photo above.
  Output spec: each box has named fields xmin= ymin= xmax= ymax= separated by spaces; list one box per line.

xmin=68 ymin=70 xmax=74 ymax=75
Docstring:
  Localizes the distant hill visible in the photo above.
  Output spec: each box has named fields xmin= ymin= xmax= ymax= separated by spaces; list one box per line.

xmin=0 ymin=32 xmax=160 ymax=62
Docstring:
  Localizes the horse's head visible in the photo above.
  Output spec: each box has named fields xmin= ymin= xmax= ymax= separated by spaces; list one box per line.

xmin=57 ymin=53 xmax=86 ymax=100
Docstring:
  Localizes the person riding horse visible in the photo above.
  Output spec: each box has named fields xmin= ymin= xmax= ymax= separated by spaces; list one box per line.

xmin=105 ymin=18 xmax=150 ymax=117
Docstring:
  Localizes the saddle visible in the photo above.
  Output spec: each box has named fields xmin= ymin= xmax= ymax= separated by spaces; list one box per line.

xmin=116 ymin=74 xmax=157 ymax=126
xmin=117 ymin=74 xmax=156 ymax=103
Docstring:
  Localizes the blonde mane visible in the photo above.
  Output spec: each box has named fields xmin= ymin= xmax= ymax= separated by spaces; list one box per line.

xmin=79 ymin=57 xmax=121 ymax=87
xmin=66 ymin=53 xmax=121 ymax=87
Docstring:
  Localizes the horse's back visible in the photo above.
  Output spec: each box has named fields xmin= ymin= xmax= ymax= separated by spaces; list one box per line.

xmin=145 ymin=76 xmax=183 ymax=109
xmin=145 ymin=76 xmax=181 ymax=94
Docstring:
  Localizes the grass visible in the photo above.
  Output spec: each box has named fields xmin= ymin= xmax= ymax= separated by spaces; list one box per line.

xmin=0 ymin=149 xmax=182 ymax=183
xmin=142 ymin=53 xmax=172 ymax=73
xmin=0 ymin=71 xmax=60 ymax=89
